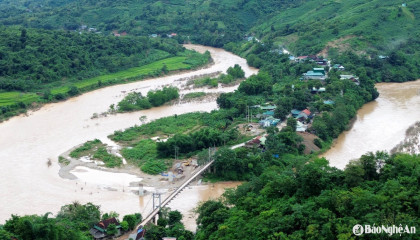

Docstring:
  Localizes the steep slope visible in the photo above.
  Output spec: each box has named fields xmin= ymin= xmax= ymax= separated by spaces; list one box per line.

xmin=253 ymin=0 xmax=420 ymax=55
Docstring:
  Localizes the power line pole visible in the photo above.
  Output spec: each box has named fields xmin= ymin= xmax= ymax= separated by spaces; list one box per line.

xmin=246 ymin=106 xmax=250 ymax=123
xmin=174 ymin=146 xmax=179 ymax=161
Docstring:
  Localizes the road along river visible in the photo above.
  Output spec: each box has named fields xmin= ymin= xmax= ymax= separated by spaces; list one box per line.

xmin=322 ymin=79 xmax=420 ymax=169
xmin=0 ymin=45 xmax=258 ymax=223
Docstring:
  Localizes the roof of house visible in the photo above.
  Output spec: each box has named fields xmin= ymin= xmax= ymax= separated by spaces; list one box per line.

xmin=340 ymin=75 xmax=358 ymax=80
xmin=305 ymin=71 xmax=324 ymax=76
xmin=297 ymin=112 xmax=308 ymax=119
xmin=323 ymin=100 xmax=335 ymax=105
xmin=94 ymin=217 xmax=121 ymax=232
xmin=291 ymin=109 xmax=301 ymax=115
xmin=263 ymin=111 xmax=274 ymax=116
xmin=313 ymin=68 xmax=325 ymax=71
xmin=260 ymin=105 xmax=276 ymax=110
xmin=90 ymin=228 xmax=106 ymax=239
xmin=302 ymin=109 xmax=311 ymax=115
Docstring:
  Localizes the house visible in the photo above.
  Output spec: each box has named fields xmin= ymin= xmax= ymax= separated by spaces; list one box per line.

xmin=90 ymin=217 xmax=122 ymax=239
xmin=259 ymin=117 xmax=280 ymax=128
xmin=313 ymin=68 xmax=326 ymax=75
xmin=295 ymin=109 xmax=311 ymax=122
xmin=260 ymin=105 xmax=276 ymax=111
xmin=341 ymin=75 xmax=360 ymax=85
xmin=314 ymin=58 xmax=328 ymax=66
xmin=150 ymin=34 xmax=158 ymax=38
xmin=302 ymin=109 xmax=311 ymax=116
xmin=303 ymin=71 xmax=325 ymax=80
xmin=332 ymin=64 xmax=345 ymax=70
xmin=246 ymin=136 xmax=262 ymax=146
xmin=291 ymin=109 xmax=301 ymax=117
xmin=303 ymin=67 xmax=327 ymax=80
xmin=311 ymin=87 xmax=326 ymax=93
xmin=296 ymin=112 xmax=308 ymax=121
xmin=263 ymin=111 xmax=275 ymax=117
xmin=295 ymin=56 xmax=308 ymax=63
xmin=402 ymin=3 xmax=407 ymax=7
xmin=323 ymin=100 xmax=335 ymax=105
xmin=163 ymin=238 xmax=177 ymax=240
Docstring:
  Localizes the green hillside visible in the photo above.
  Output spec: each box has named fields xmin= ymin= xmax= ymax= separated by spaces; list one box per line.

xmin=253 ymin=0 xmax=420 ymax=55
xmin=0 ymin=0 xmax=302 ymax=46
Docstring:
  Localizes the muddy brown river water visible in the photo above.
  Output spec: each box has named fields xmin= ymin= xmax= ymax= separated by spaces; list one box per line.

xmin=322 ymin=79 xmax=420 ymax=169
xmin=0 ymin=45 xmax=257 ymax=223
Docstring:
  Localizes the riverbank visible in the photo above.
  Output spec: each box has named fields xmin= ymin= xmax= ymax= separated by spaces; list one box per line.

xmin=391 ymin=121 xmax=420 ymax=155
xmin=0 ymin=44 xmax=258 ymax=223
xmin=322 ymin=79 xmax=420 ymax=169
xmin=0 ymin=49 xmax=212 ymax=123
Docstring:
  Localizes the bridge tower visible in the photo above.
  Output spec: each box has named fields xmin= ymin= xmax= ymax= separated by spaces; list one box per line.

xmin=152 ymin=192 xmax=162 ymax=225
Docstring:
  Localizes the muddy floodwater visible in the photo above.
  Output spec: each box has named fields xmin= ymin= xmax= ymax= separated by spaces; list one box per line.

xmin=322 ymin=79 xmax=420 ymax=169
xmin=0 ymin=45 xmax=257 ymax=223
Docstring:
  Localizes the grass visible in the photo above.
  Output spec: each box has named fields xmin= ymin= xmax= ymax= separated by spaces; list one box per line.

xmin=109 ymin=112 xmax=204 ymax=144
xmin=58 ymin=156 xmax=70 ymax=166
xmin=69 ymin=139 xmax=122 ymax=168
xmin=69 ymin=139 xmax=103 ymax=158
xmin=121 ymin=139 xmax=167 ymax=175
xmin=0 ymin=92 xmax=40 ymax=107
xmin=183 ymin=92 xmax=206 ymax=99
xmin=51 ymin=56 xmax=190 ymax=95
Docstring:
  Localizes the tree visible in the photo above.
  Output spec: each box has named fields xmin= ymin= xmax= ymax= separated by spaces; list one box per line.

xmin=168 ymin=211 xmax=182 ymax=227
xmin=123 ymin=214 xmax=139 ymax=230
xmin=286 ymin=117 xmax=297 ymax=131
xmin=68 ymin=86 xmax=80 ymax=96
xmin=121 ymin=221 xmax=129 ymax=231
xmin=106 ymin=223 xmax=117 ymax=236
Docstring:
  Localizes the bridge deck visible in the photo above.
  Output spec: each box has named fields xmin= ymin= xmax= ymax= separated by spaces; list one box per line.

xmin=138 ymin=159 xmax=215 ymax=227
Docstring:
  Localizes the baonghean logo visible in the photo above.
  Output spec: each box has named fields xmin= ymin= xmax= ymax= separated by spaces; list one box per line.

xmin=353 ymin=224 xmax=364 ymax=236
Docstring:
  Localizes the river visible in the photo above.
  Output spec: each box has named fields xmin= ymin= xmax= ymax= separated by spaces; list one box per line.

xmin=0 ymin=45 xmax=257 ymax=223
xmin=322 ymin=80 xmax=420 ymax=169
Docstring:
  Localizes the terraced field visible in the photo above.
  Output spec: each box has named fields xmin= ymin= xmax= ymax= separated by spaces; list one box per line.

xmin=51 ymin=56 xmax=190 ymax=95
xmin=0 ymin=92 xmax=40 ymax=107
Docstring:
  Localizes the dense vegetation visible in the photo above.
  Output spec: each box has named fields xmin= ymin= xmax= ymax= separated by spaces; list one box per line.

xmin=0 ymin=0 xmax=302 ymax=47
xmin=0 ymin=202 xmax=141 ymax=240
xmin=144 ymin=209 xmax=194 ymax=240
xmin=194 ymin=152 xmax=420 ymax=239
xmin=191 ymin=64 xmax=245 ymax=88
xmin=0 ymin=26 xmax=209 ymax=121
xmin=109 ymin=110 xmax=246 ymax=174
xmin=117 ymin=86 xmax=179 ymax=112
xmin=69 ymin=139 xmax=122 ymax=168
xmin=0 ymin=26 xmax=187 ymax=91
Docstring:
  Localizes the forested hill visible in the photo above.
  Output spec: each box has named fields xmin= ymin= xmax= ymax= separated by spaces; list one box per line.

xmin=0 ymin=0 xmax=302 ymax=46
xmin=1 ymin=0 xmax=420 ymax=56
xmin=252 ymin=0 xmax=420 ymax=55
xmin=0 ymin=26 xmax=184 ymax=91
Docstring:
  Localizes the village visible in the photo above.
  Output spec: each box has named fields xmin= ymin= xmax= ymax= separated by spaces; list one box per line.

xmin=242 ymin=50 xmax=363 ymax=154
